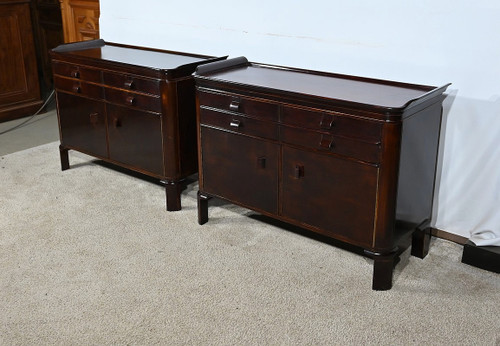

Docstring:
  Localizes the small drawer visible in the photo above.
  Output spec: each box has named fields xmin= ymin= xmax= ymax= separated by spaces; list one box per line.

xmin=52 ymin=62 xmax=101 ymax=83
xmin=198 ymin=90 xmax=279 ymax=122
xmin=282 ymin=106 xmax=382 ymax=143
xmin=280 ymin=126 xmax=381 ymax=163
xmin=105 ymin=88 xmax=162 ymax=113
xmin=200 ymin=108 xmax=278 ymax=141
xmin=103 ymin=72 xmax=160 ymax=96
xmin=54 ymin=76 xmax=103 ymax=99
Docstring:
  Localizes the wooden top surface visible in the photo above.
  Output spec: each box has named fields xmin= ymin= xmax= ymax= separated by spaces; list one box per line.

xmin=66 ymin=44 xmax=211 ymax=70
xmin=202 ymin=64 xmax=438 ymax=109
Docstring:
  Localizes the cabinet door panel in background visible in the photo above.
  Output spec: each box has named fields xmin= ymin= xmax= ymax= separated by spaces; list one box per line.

xmin=57 ymin=92 xmax=107 ymax=157
xmin=200 ymin=127 xmax=279 ymax=214
xmin=282 ymin=146 xmax=378 ymax=247
xmin=106 ymin=104 xmax=163 ymax=176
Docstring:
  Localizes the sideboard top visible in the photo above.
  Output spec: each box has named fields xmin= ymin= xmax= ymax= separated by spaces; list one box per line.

xmin=195 ymin=57 xmax=450 ymax=113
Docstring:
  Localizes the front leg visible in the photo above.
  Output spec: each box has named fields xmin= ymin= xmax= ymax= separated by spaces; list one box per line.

xmin=161 ymin=180 xmax=182 ymax=211
xmin=59 ymin=145 xmax=70 ymax=171
xmin=365 ymin=249 xmax=398 ymax=290
xmin=197 ymin=191 xmax=210 ymax=225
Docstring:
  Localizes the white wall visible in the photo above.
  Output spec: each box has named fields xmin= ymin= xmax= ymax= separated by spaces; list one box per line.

xmin=100 ymin=0 xmax=500 ymax=240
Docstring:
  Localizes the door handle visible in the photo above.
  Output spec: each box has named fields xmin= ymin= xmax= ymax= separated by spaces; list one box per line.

xmin=294 ymin=165 xmax=304 ymax=179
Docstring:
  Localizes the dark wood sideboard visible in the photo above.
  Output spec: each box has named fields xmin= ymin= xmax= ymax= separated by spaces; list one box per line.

xmin=50 ymin=40 xmax=226 ymax=210
xmin=194 ymin=57 xmax=450 ymax=290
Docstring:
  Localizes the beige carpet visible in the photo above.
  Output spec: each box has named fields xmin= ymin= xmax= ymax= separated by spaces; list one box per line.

xmin=1 ymin=142 xmax=499 ymax=345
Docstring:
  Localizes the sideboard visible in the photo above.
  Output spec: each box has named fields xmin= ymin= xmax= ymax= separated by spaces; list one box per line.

xmin=50 ymin=40 xmax=225 ymax=210
xmin=194 ymin=57 xmax=450 ymax=290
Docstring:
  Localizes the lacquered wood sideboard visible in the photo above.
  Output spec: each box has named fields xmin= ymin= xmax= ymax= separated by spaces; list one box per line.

xmin=194 ymin=57 xmax=450 ymax=290
xmin=50 ymin=40 xmax=225 ymax=210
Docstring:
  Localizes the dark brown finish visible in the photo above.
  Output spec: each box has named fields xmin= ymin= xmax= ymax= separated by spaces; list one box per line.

xmin=195 ymin=57 xmax=450 ymax=290
xmin=0 ymin=0 xmax=44 ymax=122
xmin=51 ymin=40 xmax=225 ymax=210
xmin=30 ymin=0 xmax=64 ymax=96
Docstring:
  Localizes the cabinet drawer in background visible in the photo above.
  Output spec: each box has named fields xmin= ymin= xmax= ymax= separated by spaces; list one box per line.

xmin=103 ymin=72 xmax=160 ymax=96
xmin=200 ymin=108 xmax=278 ymax=141
xmin=52 ymin=62 xmax=101 ymax=83
xmin=280 ymin=126 xmax=381 ymax=163
xmin=198 ymin=90 xmax=279 ymax=122
xmin=105 ymin=88 xmax=162 ymax=113
xmin=54 ymin=76 xmax=103 ymax=99
xmin=282 ymin=106 xmax=382 ymax=143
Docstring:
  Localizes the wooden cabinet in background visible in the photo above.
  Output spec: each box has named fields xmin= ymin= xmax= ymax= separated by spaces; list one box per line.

xmin=0 ymin=0 xmax=43 ymax=122
xmin=195 ymin=57 xmax=450 ymax=290
xmin=59 ymin=0 xmax=99 ymax=43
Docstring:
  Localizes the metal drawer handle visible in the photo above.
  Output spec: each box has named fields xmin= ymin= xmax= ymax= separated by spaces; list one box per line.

xmin=319 ymin=135 xmax=334 ymax=150
xmin=230 ymin=119 xmax=241 ymax=128
xmin=73 ymin=84 xmax=81 ymax=93
xmin=126 ymin=96 xmax=136 ymax=105
xmin=71 ymin=70 xmax=80 ymax=78
xmin=124 ymin=80 xmax=134 ymax=89
xmin=320 ymin=114 xmax=335 ymax=130
xmin=294 ymin=165 xmax=304 ymax=179
xmin=229 ymin=100 xmax=240 ymax=111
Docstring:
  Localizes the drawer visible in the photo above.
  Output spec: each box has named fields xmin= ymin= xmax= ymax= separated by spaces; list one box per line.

xmin=282 ymin=106 xmax=382 ymax=143
xmin=105 ymin=88 xmax=162 ymax=113
xmin=54 ymin=76 xmax=103 ymax=99
xmin=52 ymin=62 xmax=101 ymax=83
xmin=200 ymin=108 xmax=278 ymax=141
xmin=198 ymin=90 xmax=279 ymax=122
xmin=103 ymin=72 xmax=160 ymax=96
xmin=280 ymin=126 xmax=381 ymax=163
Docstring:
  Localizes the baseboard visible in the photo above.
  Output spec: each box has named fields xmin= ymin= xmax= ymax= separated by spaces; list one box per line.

xmin=431 ymin=228 xmax=468 ymax=245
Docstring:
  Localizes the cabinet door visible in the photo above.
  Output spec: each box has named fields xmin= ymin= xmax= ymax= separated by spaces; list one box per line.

xmin=200 ymin=127 xmax=279 ymax=214
xmin=282 ymin=146 xmax=378 ymax=247
xmin=57 ymin=92 xmax=107 ymax=158
xmin=106 ymin=104 xmax=163 ymax=176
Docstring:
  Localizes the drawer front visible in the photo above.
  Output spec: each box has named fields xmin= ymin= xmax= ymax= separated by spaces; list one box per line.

xmin=105 ymin=88 xmax=162 ymax=113
xmin=54 ymin=76 xmax=103 ymax=99
xmin=103 ymin=72 xmax=160 ymax=96
xmin=200 ymin=108 xmax=278 ymax=141
xmin=282 ymin=106 xmax=382 ymax=143
xmin=52 ymin=62 xmax=101 ymax=83
xmin=280 ymin=126 xmax=381 ymax=163
xmin=198 ymin=90 xmax=279 ymax=122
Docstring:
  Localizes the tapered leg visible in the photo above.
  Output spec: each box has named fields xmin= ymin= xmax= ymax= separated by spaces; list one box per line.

xmin=161 ymin=180 xmax=181 ymax=211
xmin=59 ymin=145 xmax=70 ymax=171
xmin=411 ymin=227 xmax=431 ymax=259
xmin=197 ymin=191 xmax=210 ymax=225
xmin=366 ymin=249 xmax=397 ymax=291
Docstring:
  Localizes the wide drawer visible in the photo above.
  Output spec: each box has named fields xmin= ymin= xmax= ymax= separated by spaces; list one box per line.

xmin=198 ymin=90 xmax=279 ymax=122
xmin=200 ymin=108 xmax=278 ymax=141
xmin=103 ymin=72 xmax=160 ymax=96
xmin=52 ymin=62 xmax=101 ymax=83
xmin=280 ymin=126 xmax=381 ymax=163
xmin=54 ymin=76 xmax=103 ymax=99
xmin=282 ymin=106 xmax=382 ymax=143
xmin=105 ymin=88 xmax=162 ymax=113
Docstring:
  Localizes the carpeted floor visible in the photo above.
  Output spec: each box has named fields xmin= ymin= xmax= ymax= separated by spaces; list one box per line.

xmin=1 ymin=142 xmax=499 ymax=345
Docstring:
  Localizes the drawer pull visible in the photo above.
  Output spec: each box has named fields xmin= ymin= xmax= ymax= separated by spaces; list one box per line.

xmin=294 ymin=165 xmax=304 ymax=179
xmin=319 ymin=135 xmax=334 ymax=150
xmin=112 ymin=117 xmax=122 ymax=128
xmin=126 ymin=96 xmax=136 ymax=105
xmin=230 ymin=119 xmax=241 ymax=128
xmin=257 ymin=156 xmax=266 ymax=169
xmin=124 ymin=80 xmax=135 ymax=89
xmin=71 ymin=70 xmax=80 ymax=78
xmin=320 ymin=114 xmax=335 ymax=130
xmin=89 ymin=112 xmax=99 ymax=125
xmin=229 ymin=99 xmax=240 ymax=111
xmin=73 ymin=85 xmax=81 ymax=93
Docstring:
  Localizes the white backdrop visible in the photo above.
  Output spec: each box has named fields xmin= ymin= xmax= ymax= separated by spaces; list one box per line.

xmin=100 ymin=0 xmax=500 ymax=241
